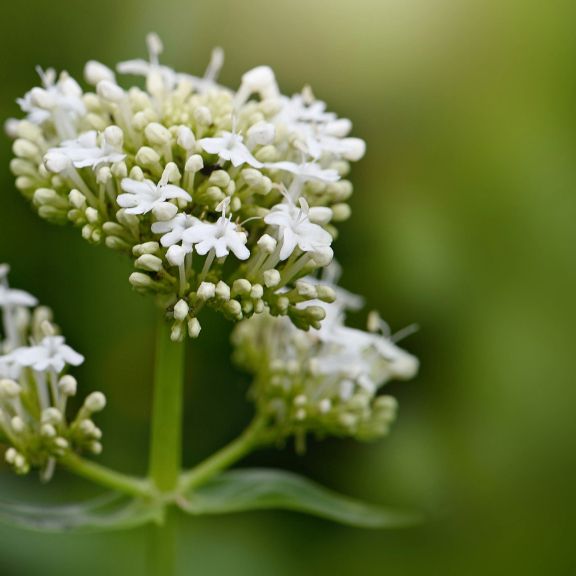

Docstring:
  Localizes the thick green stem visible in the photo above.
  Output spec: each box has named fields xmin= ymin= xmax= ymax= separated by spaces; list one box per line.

xmin=178 ymin=416 xmax=268 ymax=493
xmin=60 ymin=453 xmax=153 ymax=498
xmin=149 ymin=510 xmax=178 ymax=576
xmin=149 ymin=312 xmax=186 ymax=493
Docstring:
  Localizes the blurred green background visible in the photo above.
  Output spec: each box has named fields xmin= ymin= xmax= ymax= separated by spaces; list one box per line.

xmin=1 ymin=0 xmax=575 ymax=574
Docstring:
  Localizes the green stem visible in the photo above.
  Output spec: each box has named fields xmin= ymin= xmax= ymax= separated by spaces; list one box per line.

xmin=178 ymin=416 xmax=268 ymax=493
xmin=60 ymin=453 xmax=153 ymax=498
xmin=149 ymin=510 xmax=178 ymax=576
xmin=149 ymin=312 xmax=186 ymax=493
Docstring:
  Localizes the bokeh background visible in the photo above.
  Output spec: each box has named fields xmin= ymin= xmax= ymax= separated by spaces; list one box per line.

xmin=1 ymin=0 xmax=575 ymax=574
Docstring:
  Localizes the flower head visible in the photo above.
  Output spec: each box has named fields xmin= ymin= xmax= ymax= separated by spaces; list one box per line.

xmin=8 ymin=34 xmax=366 ymax=337
xmin=232 ymin=279 xmax=418 ymax=442
xmin=0 ymin=265 xmax=106 ymax=477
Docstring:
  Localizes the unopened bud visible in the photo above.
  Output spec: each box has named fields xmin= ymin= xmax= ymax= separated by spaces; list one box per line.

xmin=135 ymin=254 xmax=163 ymax=272
xmin=84 ymin=391 xmax=106 ymax=413
xmin=58 ymin=375 xmax=77 ymax=396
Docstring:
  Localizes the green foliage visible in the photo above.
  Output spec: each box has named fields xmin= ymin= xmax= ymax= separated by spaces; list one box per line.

xmin=181 ymin=468 xmax=421 ymax=528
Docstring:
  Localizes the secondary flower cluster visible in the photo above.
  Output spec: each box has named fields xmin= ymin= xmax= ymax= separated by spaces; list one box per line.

xmin=232 ymin=269 xmax=419 ymax=444
xmin=8 ymin=34 xmax=366 ymax=340
xmin=0 ymin=265 xmax=105 ymax=478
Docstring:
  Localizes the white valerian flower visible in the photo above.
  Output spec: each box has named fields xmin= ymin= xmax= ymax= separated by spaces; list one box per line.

xmin=17 ymin=68 xmax=85 ymax=139
xmin=264 ymin=197 xmax=333 ymax=261
xmin=151 ymin=212 xmax=196 ymax=247
xmin=9 ymin=34 xmax=367 ymax=332
xmin=199 ymin=130 xmax=263 ymax=168
xmin=118 ymin=168 xmax=191 ymax=215
xmin=151 ymin=213 xmax=197 ymax=266
xmin=232 ymin=279 xmax=419 ymax=441
xmin=0 ymin=268 xmax=106 ymax=476
xmin=11 ymin=335 xmax=84 ymax=373
xmin=45 ymin=129 xmax=125 ymax=169
xmin=182 ymin=207 xmax=250 ymax=260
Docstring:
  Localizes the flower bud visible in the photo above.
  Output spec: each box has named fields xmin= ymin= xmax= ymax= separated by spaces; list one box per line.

xmin=173 ymin=299 xmax=189 ymax=321
xmin=152 ymin=201 xmax=178 ymax=221
xmin=84 ymin=392 xmax=107 ymax=413
xmin=257 ymin=234 xmax=277 ymax=253
xmin=187 ymin=317 xmax=201 ymax=338
xmin=263 ymin=269 xmax=281 ymax=288
xmin=185 ymin=154 xmax=204 ymax=173
xmin=97 ymin=80 xmax=124 ymax=102
xmin=84 ymin=61 xmax=116 ymax=85
xmin=135 ymin=254 xmax=163 ymax=272
xmin=197 ymin=281 xmax=216 ymax=301
xmin=58 ymin=375 xmax=77 ymax=396
xmin=145 ymin=122 xmax=172 ymax=146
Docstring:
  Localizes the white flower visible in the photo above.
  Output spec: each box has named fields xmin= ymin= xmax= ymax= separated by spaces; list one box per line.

xmin=45 ymin=130 xmax=125 ymax=170
xmin=182 ymin=214 xmax=250 ymax=260
xmin=264 ymin=197 xmax=333 ymax=261
xmin=17 ymin=69 xmax=85 ymax=138
xmin=118 ymin=171 xmax=191 ymax=215
xmin=199 ymin=131 xmax=263 ymax=168
xmin=151 ymin=213 xmax=197 ymax=266
xmin=11 ymin=335 xmax=84 ymax=373
xmin=0 ymin=285 xmax=38 ymax=308
xmin=151 ymin=213 xmax=196 ymax=247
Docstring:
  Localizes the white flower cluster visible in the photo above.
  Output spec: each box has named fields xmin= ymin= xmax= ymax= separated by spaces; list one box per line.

xmin=8 ymin=34 xmax=366 ymax=339
xmin=0 ymin=265 xmax=105 ymax=477
xmin=232 ymin=267 xmax=418 ymax=443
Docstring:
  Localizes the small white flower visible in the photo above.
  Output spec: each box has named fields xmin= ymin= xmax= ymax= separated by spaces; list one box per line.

xmin=264 ymin=197 xmax=333 ymax=261
xmin=11 ymin=335 xmax=84 ymax=373
xmin=199 ymin=131 xmax=263 ymax=168
xmin=182 ymin=212 xmax=250 ymax=260
xmin=118 ymin=169 xmax=191 ymax=215
xmin=151 ymin=213 xmax=196 ymax=247
xmin=45 ymin=130 xmax=125 ymax=170
xmin=0 ymin=285 xmax=38 ymax=308
xmin=17 ymin=69 xmax=85 ymax=135
xmin=151 ymin=213 xmax=197 ymax=266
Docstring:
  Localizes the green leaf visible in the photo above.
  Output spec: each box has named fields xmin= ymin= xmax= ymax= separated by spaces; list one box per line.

xmin=0 ymin=493 xmax=162 ymax=533
xmin=180 ymin=468 xmax=422 ymax=529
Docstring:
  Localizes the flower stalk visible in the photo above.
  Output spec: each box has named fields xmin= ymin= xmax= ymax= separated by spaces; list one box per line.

xmin=149 ymin=311 xmax=185 ymax=493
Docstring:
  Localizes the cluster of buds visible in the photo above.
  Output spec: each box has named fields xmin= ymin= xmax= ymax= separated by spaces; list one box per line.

xmin=7 ymin=34 xmax=366 ymax=339
xmin=232 ymin=269 xmax=419 ymax=444
xmin=0 ymin=265 xmax=105 ymax=479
